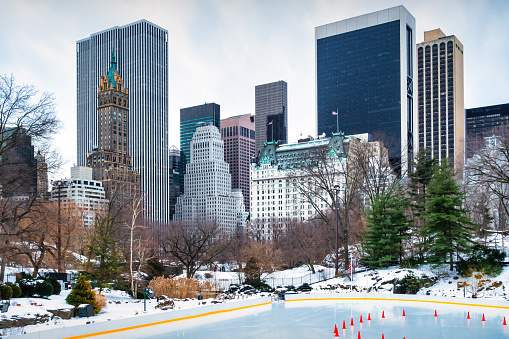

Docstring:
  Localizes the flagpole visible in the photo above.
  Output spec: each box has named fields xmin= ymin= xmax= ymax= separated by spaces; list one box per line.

xmin=272 ymin=122 xmax=274 ymax=142
xmin=336 ymin=108 xmax=339 ymax=134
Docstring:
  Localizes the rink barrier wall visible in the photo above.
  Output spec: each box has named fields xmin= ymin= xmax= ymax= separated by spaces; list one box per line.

xmin=285 ymin=292 xmax=509 ymax=309
xmin=18 ymin=296 xmax=272 ymax=339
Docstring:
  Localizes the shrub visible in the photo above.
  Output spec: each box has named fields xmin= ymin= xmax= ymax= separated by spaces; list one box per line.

xmin=0 ymin=284 xmax=13 ymax=300
xmin=149 ymin=276 xmax=218 ymax=299
xmin=66 ymin=276 xmax=100 ymax=314
xmin=457 ymin=244 xmax=506 ymax=277
xmin=18 ymin=279 xmax=36 ymax=297
xmin=6 ymin=282 xmax=21 ymax=298
xmin=46 ymin=278 xmax=61 ymax=295
xmin=35 ymin=280 xmax=54 ymax=297
xmin=95 ymin=293 xmax=107 ymax=312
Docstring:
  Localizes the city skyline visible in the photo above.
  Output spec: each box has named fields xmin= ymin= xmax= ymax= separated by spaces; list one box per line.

xmin=1 ymin=0 xmax=508 ymax=180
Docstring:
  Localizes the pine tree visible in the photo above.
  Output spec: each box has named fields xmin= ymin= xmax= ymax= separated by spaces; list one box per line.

xmin=66 ymin=276 xmax=100 ymax=314
xmin=421 ymin=160 xmax=474 ymax=270
xmin=362 ymin=188 xmax=410 ymax=268
xmin=407 ymin=148 xmax=436 ymax=258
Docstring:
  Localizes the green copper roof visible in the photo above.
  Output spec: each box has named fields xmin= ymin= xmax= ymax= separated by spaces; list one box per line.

xmin=107 ymin=50 xmax=117 ymax=88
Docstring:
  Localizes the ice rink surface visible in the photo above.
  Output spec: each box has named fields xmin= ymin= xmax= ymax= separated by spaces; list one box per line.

xmin=95 ymin=299 xmax=509 ymax=338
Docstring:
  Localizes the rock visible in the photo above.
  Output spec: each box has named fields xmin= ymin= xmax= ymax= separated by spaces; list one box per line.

xmin=48 ymin=308 xmax=76 ymax=320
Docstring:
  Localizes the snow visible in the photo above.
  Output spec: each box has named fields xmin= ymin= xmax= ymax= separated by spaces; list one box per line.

xmin=3 ymin=262 xmax=509 ymax=336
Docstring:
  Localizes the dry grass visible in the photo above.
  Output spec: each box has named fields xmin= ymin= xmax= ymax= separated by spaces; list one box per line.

xmin=95 ymin=293 xmax=107 ymax=312
xmin=148 ymin=276 xmax=218 ymax=299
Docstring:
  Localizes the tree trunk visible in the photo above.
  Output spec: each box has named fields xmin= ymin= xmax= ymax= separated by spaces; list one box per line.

xmin=0 ymin=258 xmax=5 ymax=282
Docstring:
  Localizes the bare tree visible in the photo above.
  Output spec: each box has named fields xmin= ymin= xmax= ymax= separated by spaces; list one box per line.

xmin=125 ymin=195 xmax=145 ymax=298
xmin=241 ymin=240 xmax=283 ymax=281
xmin=161 ymin=221 xmax=230 ymax=279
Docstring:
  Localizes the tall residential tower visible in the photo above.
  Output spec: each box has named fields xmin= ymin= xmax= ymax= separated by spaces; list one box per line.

xmin=221 ymin=114 xmax=256 ymax=211
xmin=316 ymin=6 xmax=415 ymax=173
xmin=255 ymin=81 xmax=287 ymax=152
xmin=417 ymin=29 xmax=464 ymax=170
xmin=77 ymin=20 xmax=169 ymax=223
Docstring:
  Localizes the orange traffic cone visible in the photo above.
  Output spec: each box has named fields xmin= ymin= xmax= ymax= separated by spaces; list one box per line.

xmin=467 ymin=312 xmax=471 ymax=320
xmin=402 ymin=309 xmax=406 ymax=317
xmin=503 ymin=317 xmax=507 ymax=325
xmin=351 ymin=318 xmax=354 ymax=326
xmin=342 ymin=320 xmax=346 ymax=330
xmin=482 ymin=314 xmax=486 ymax=322
xmin=360 ymin=315 xmax=363 ymax=323
xmin=382 ymin=335 xmax=384 ymax=339
xmin=334 ymin=324 xmax=339 ymax=337
xmin=382 ymin=311 xmax=385 ymax=318
xmin=368 ymin=313 xmax=371 ymax=321
xmin=358 ymin=331 xmax=361 ymax=339
xmin=434 ymin=310 xmax=437 ymax=317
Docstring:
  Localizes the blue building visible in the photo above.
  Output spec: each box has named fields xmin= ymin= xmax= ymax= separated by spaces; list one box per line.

xmin=315 ymin=6 xmax=415 ymax=173
xmin=179 ymin=103 xmax=220 ymax=194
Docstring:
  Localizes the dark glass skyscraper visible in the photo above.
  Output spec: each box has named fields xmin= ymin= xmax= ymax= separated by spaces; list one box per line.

xmin=179 ymin=103 xmax=220 ymax=194
xmin=316 ymin=6 xmax=415 ymax=172
xmin=77 ymin=20 xmax=169 ymax=223
xmin=255 ymin=81 xmax=287 ymax=152
xmin=466 ymin=103 xmax=509 ymax=136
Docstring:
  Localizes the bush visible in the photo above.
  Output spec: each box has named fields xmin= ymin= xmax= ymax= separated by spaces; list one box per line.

xmin=19 ymin=279 xmax=36 ymax=297
xmin=457 ymin=244 xmax=506 ymax=277
xmin=66 ymin=276 xmax=100 ymax=314
xmin=148 ymin=276 xmax=218 ymax=299
xmin=6 ymin=282 xmax=21 ymax=298
xmin=35 ymin=280 xmax=54 ymax=297
xmin=0 ymin=284 xmax=13 ymax=300
xmin=95 ymin=293 xmax=107 ymax=312
xmin=46 ymin=278 xmax=61 ymax=295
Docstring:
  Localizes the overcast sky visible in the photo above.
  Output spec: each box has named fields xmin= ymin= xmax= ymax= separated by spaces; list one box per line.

xmin=1 ymin=0 xmax=508 ymax=179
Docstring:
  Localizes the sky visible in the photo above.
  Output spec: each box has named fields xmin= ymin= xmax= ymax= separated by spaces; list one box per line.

xmin=1 ymin=0 xmax=508 ymax=179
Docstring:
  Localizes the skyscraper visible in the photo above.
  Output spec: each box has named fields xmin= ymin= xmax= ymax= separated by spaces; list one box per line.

xmin=174 ymin=124 xmax=247 ymax=234
xmin=77 ymin=20 xmax=169 ymax=223
xmin=221 ymin=114 xmax=256 ymax=211
xmin=255 ymin=81 xmax=287 ymax=152
xmin=179 ymin=103 xmax=220 ymax=194
xmin=168 ymin=145 xmax=180 ymax=217
xmin=86 ymin=54 xmax=141 ymax=200
xmin=316 ymin=6 xmax=415 ymax=173
xmin=417 ymin=29 xmax=464 ymax=170
xmin=466 ymin=103 xmax=509 ymax=137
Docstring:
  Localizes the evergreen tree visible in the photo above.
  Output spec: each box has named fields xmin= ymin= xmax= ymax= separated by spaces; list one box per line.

xmin=407 ymin=148 xmax=436 ymax=258
xmin=421 ymin=160 xmax=474 ymax=270
xmin=66 ymin=276 xmax=100 ymax=314
xmin=362 ymin=188 xmax=410 ymax=268
xmin=85 ymin=213 xmax=124 ymax=288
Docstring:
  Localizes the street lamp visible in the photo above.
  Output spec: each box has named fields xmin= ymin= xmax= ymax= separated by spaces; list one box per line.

xmin=51 ymin=180 xmax=68 ymax=273
xmin=333 ymin=185 xmax=340 ymax=277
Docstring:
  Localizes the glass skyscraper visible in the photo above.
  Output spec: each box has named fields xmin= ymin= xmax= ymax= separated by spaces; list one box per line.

xmin=76 ymin=20 xmax=170 ymax=223
xmin=255 ymin=81 xmax=287 ymax=153
xmin=316 ymin=6 xmax=415 ymax=173
xmin=179 ymin=103 xmax=220 ymax=194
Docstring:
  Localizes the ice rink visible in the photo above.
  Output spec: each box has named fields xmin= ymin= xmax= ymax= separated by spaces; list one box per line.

xmin=93 ymin=299 xmax=509 ymax=338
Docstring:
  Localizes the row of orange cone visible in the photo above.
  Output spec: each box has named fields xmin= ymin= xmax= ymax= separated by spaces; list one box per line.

xmin=333 ymin=310 xmax=508 ymax=337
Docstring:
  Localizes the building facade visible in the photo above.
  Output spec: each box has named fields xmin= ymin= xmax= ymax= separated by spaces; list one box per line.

xmin=0 ymin=128 xmax=37 ymax=198
xmin=86 ymin=54 xmax=141 ymax=200
xmin=316 ymin=6 xmax=415 ymax=173
xmin=221 ymin=114 xmax=256 ymax=211
xmin=255 ymin=81 xmax=287 ymax=152
xmin=50 ymin=166 xmax=107 ymax=228
xmin=179 ymin=103 xmax=220 ymax=194
xmin=35 ymin=151 xmax=48 ymax=196
xmin=466 ymin=103 xmax=509 ymax=137
xmin=174 ymin=124 xmax=247 ymax=234
xmin=417 ymin=29 xmax=464 ymax=170
xmin=168 ymin=145 xmax=180 ymax=218
xmin=77 ymin=19 xmax=169 ymax=223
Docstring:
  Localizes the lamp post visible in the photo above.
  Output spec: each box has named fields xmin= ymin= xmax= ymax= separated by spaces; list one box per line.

xmin=334 ymin=185 xmax=340 ymax=277
xmin=51 ymin=180 xmax=68 ymax=273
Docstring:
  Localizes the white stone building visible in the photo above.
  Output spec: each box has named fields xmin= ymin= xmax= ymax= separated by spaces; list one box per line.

xmin=174 ymin=124 xmax=248 ymax=234
xmin=50 ymin=166 xmax=107 ymax=227
xmin=249 ymin=133 xmax=387 ymax=240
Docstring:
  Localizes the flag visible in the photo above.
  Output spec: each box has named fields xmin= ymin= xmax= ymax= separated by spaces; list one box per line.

xmin=332 ymin=111 xmax=338 ymax=115
xmin=349 ymin=262 xmax=353 ymax=272
xmin=267 ymin=121 xmax=273 ymax=126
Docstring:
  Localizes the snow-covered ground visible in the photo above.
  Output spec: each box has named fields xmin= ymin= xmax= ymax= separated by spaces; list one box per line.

xmin=2 ymin=263 xmax=509 ymax=336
